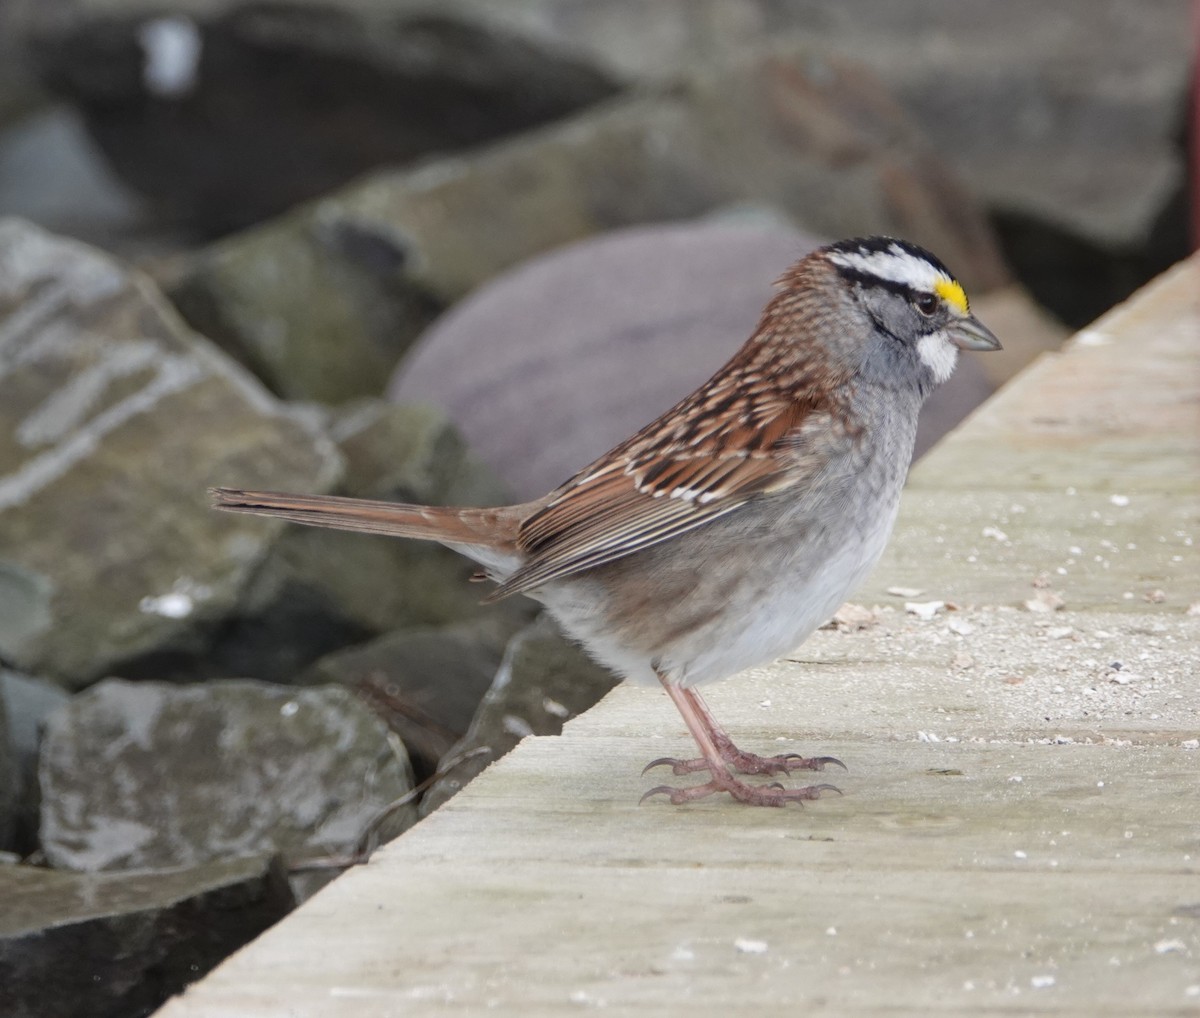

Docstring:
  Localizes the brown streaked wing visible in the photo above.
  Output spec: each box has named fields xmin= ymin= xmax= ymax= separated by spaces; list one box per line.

xmin=487 ymin=403 xmax=840 ymax=601
xmin=489 ymin=471 xmax=745 ymax=600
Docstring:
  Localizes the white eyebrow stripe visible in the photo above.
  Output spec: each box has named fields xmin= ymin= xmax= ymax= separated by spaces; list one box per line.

xmin=827 ymin=245 xmax=949 ymax=291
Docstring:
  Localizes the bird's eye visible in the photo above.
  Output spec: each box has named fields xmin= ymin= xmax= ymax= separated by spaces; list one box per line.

xmin=915 ymin=293 xmax=939 ymax=316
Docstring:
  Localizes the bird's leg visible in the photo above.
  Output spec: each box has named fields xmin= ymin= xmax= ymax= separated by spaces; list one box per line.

xmin=643 ymin=685 xmax=845 ymax=777
xmin=641 ymin=677 xmax=842 ymax=807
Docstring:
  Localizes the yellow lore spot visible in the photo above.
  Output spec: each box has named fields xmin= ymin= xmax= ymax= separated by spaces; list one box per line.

xmin=934 ymin=277 xmax=969 ymax=315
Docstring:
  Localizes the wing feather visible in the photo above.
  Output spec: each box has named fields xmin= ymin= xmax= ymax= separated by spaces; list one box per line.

xmin=489 ymin=405 xmax=848 ymax=600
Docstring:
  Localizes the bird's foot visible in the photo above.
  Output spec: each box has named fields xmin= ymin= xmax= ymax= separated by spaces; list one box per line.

xmin=641 ymin=771 xmax=842 ymax=808
xmin=642 ymin=745 xmax=845 ymax=777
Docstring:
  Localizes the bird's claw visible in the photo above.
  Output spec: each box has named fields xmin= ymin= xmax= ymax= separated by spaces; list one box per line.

xmin=642 ymin=749 xmax=847 ymax=778
xmin=640 ymin=777 xmax=842 ymax=807
xmin=641 ymin=756 xmax=692 ymax=776
xmin=639 ymin=784 xmax=689 ymax=805
xmin=811 ymin=755 xmax=849 ymax=772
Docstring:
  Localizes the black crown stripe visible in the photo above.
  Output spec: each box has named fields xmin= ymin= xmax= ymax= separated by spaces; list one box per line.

xmin=826 ymin=236 xmax=952 ymax=277
xmin=831 ymin=266 xmax=924 ymax=304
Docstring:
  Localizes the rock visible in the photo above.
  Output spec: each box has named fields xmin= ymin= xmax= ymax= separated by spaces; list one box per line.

xmin=423 ymin=0 xmax=1190 ymax=253
xmin=865 ymin=6 xmax=1188 ymax=254
xmin=991 ymin=205 xmax=1188 ymax=330
xmin=391 ymin=218 xmax=999 ymax=499
xmin=301 ymin=622 xmax=510 ymax=779
xmin=421 ymin=615 xmax=620 ymax=814
xmin=0 ymin=218 xmax=342 ymax=688
xmin=191 ymin=400 xmax=529 ymax=683
xmin=0 ymin=0 xmax=54 ymax=129
xmin=0 ymin=854 xmax=293 ymax=1018
xmin=197 ymin=526 xmax=492 ymax=683
xmin=0 ymin=695 xmax=13 ymax=851
xmin=0 ymin=669 xmax=69 ymax=854
xmin=681 ymin=48 xmax=1010 ymax=294
xmin=169 ymin=40 xmax=1006 ymax=403
xmin=0 ymin=670 xmax=68 ymax=770
xmin=0 ymin=107 xmax=150 ymax=254
xmin=31 ymin=3 xmax=619 ymax=234
xmin=331 ymin=399 xmax=512 ymax=507
xmin=39 ymin=679 xmax=417 ymax=873
xmin=507 ymin=0 xmax=1192 ymax=325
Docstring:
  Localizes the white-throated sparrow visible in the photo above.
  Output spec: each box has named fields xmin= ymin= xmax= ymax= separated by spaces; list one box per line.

xmin=213 ymin=236 xmax=1000 ymax=807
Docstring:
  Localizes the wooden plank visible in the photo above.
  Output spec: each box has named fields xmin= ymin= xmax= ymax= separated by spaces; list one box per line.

xmin=156 ymin=254 xmax=1200 ymax=1016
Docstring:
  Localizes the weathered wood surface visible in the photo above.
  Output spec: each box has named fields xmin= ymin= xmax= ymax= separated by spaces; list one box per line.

xmin=156 ymin=255 xmax=1200 ymax=1016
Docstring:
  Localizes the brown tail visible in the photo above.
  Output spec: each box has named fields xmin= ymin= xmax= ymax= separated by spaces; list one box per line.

xmin=209 ymin=487 xmax=522 ymax=551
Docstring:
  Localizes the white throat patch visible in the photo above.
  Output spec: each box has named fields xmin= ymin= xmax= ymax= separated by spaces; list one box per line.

xmin=917 ymin=332 xmax=958 ymax=385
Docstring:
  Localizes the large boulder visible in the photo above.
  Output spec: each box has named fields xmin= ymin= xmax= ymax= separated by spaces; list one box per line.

xmin=169 ymin=39 xmax=1007 ymax=403
xmin=421 ymin=615 xmax=620 ymax=813
xmin=0 ymin=218 xmax=343 ymax=688
xmin=301 ymin=621 xmax=511 ymax=778
xmin=30 ymin=2 xmax=619 ymax=233
xmin=403 ymin=0 xmax=1191 ymax=257
xmin=0 ymin=0 xmax=54 ymax=129
xmin=0 ymin=854 xmax=293 ymax=1018
xmin=0 ymin=693 xmax=13 ymax=851
xmin=14 ymin=1 xmax=1187 ymax=324
xmin=473 ymin=0 xmax=1193 ymax=325
xmin=0 ymin=669 xmax=69 ymax=854
xmin=38 ymin=679 xmax=417 ymax=873
xmin=0 ymin=107 xmax=151 ymax=256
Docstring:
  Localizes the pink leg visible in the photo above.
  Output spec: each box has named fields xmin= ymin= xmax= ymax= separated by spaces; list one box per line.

xmin=643 ymin=685 xmax=845 ymax=776
xmin=641 ymin=678 xmax=842 ymax=807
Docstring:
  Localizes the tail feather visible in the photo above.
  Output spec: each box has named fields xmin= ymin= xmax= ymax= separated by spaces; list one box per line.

xmin=209 ymin=488 xmax=521 ymax=551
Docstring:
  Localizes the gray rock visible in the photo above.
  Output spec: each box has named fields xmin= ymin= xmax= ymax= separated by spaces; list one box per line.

xmin=441 ymin=0 xmax=1191 ymax=326
xmin=820 ymin=3 xmax=1188 ymax=255
xmin=0 ymin=218 xmax=342 ymax=688
xmin=421 ymin=614 xmax=620 ymax=814
xmin=0 ymin=107 xmax=148 ymax=252
xmin=0 ymin=695 xmax=13 ymax=851
xmin=331 ymin=399 xmax=512 ymax=508
xmin=31 ymin=3 xmax=618 ymax=233
xmin=170 ymin=40 xmax=1006 ymax=403
xmin=0 ymin=853 xmax=293 ymax=1018
xmin=391 ymin=218 xmax=997 ymax=500
xmin=207 ymin=524 xmax=495 ymax=682
xmin=397 ymin=0 xmax=1190 ymax=251
xmin=301 ymin=622 xmax=512 ymax=778
xmin=0 ymin=669 xmax=69 ymax=853
xmin=0 ymin=0 xmax=54 ymax=129
xmin=39 ymin=679 xmax=416 ymax=872
xmin=196 ymin=400 xmax=529 ymax=683
xmin=2 ymin=669 xmax=71 ymax=771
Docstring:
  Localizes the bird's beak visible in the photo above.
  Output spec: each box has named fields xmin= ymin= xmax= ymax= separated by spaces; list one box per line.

xmin=949 ymin=314 xmax=1002 ymax=352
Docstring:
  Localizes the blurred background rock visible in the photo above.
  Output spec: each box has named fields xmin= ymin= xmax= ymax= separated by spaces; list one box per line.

xmin=0 ymin=3 xmax=1193 ymax=1015
xmin=3 ymin=0 xmax=1190 ymax=319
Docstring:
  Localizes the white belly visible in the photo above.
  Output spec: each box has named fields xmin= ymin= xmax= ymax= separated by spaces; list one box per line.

xmin=542 ymin=490 xmax=902 ymax=688
xmin=669 ymin=496 xmax=899 ymax=686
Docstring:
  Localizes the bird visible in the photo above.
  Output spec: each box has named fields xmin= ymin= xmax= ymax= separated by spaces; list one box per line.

xmin=212 ymin=236 xmax=1000 ymax=808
